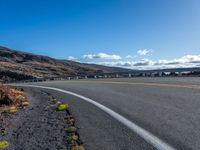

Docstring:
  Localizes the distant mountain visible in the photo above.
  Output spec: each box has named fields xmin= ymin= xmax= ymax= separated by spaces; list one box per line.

xmin=0 ymin=46 xmax=132 ymax=82
xmin=139 ymin=67 xmax=200 ymax=73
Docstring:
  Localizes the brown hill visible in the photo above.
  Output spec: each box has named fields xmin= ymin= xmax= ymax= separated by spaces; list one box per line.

xmin=0 ymin=46 xmax=131 ymax=82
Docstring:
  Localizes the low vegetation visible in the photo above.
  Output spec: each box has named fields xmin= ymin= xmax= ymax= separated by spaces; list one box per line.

xmin=47 ymin=94 xmax=85 ymax=150
xmin=0 ymin=84 xmax=29 ymax=138
xmin=0 ymin=84 xmax=28 ymax=107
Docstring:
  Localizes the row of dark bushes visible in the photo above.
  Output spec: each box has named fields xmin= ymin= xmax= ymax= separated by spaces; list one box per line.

xmin=0 ymin=70 xmax=35 ymax=83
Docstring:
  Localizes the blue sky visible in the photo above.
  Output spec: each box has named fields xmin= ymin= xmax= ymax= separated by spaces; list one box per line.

xmin=0 ymin=0 xmax=200 ymax=69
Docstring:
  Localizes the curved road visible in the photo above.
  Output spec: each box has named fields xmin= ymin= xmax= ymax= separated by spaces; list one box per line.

xmin=13 ymin=77 xmax=200 ymax=150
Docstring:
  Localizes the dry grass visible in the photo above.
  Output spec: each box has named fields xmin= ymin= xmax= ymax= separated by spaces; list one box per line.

xmin=0 ymin=84 xmax=29 ymax=135
xmin=0 ymin=84 xmax=28 ymax=107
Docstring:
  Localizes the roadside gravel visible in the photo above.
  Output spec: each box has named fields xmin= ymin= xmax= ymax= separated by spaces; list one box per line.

xmin=1 ymin=88 xmax=68 ymax=150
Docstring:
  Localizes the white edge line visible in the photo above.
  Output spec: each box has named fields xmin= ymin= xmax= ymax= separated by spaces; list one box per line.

xmin=8 ymin=84 xmax=176 ymax=150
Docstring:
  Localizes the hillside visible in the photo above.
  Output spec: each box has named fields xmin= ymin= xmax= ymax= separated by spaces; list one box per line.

xmin=0 ymin=46 xmax=132 ymax=82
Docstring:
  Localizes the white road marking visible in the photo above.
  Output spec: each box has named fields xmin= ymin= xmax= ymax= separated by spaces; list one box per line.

xmin=9 ymin=84 xmax=176 ymax=150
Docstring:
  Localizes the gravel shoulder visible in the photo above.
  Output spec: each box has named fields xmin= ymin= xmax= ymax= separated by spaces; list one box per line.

xmin=2 ymin=87 xmax=68 ymax=150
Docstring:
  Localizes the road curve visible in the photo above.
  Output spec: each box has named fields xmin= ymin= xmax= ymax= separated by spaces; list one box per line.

xmin=9 ymin=77 xmax=200 ymax=149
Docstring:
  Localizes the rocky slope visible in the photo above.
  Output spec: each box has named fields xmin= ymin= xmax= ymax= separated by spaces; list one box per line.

xmin=0 ymin=46 xmax=131 ymax=82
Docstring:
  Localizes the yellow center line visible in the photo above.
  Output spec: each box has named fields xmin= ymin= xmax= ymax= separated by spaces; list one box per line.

xmin=64 ymin=80 xmax=200 ymax=89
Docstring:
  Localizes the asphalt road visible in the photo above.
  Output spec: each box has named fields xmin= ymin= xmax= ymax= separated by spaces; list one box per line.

xmin=16 ymin=77 xmax=200 ymax=150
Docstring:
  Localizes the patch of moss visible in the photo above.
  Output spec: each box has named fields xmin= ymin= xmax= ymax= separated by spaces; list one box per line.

xmin=0 ymin=140 xmax=9 ymax=149
xmin=67 ymin=135 xmax=78 ymax=144
xmin=71 ymin=145 xmax=85 ymax=150
xmin=56 ymin=103 xmax=69 ymax=111
xmin=66 ymin=126 xmax=77 ymax=133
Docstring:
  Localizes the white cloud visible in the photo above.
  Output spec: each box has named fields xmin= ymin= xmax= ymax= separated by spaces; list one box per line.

xmin=87 ymin=54 xmax=200 ymax=70
xmin=67 ymin=56 xmax=77 ymax=61
xmin=154 ymin=55 xmax=200 ymax=66
xmin=82 ymin=53 xmax=122 ymax=60
xmin=137 ymin=49 xmax=152 ymax=56
xmin=125 ymin=55 xmax=135 ymax=58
